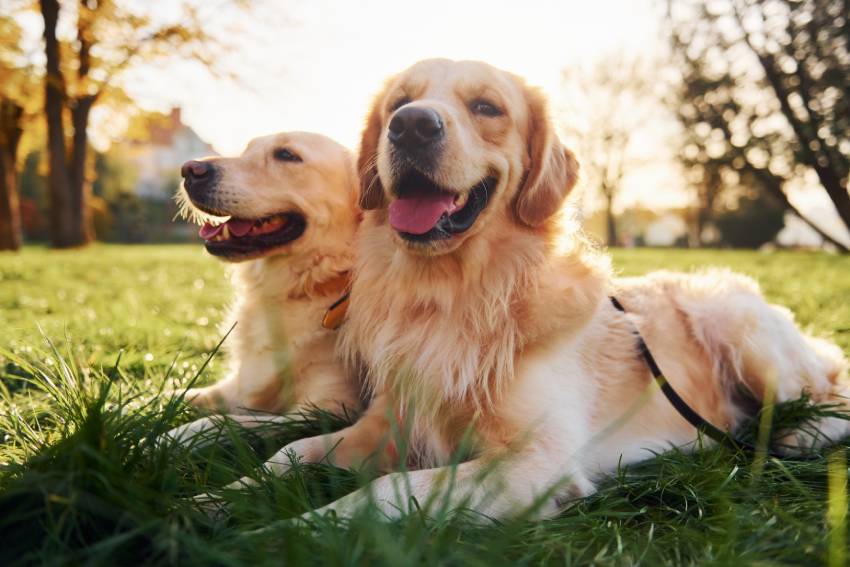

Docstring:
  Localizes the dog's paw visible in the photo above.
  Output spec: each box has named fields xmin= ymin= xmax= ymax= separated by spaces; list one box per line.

xmin=243 ymin=514 xmax=316 ymax=538
xmin=192 ymin=491 xmax=231 ymax=521
xmin=184 ymin=387 xmax=227 ymax=411
xmin=161 ymin=416 xmax=225 ymax=446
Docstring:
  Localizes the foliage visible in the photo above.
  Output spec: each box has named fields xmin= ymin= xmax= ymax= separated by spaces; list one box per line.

xmin=1 ymin=246 xmax=849 ymax=565
xmin=714 ymin=194 xmax=787 ymax=248
xmin=0 ymin=12 xmax=41 ymax=251
xmin=18 ymin=151 xmax=49 ymax=241
xmin=0 ymin=13 xmax=38 ymax=103
xmin=91 ymin=148 xmax=144 ymax=242
xmin=665 ymin=0 xmax=850 ymax=252
xmin=93 ymin=148 xmax=138 ymax=201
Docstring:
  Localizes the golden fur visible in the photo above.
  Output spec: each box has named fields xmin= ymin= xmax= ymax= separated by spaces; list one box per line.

xmin=211 ymin=61 xmax=850 ymax=521
xmin=168 ymin=132 xmax=361 ymax=443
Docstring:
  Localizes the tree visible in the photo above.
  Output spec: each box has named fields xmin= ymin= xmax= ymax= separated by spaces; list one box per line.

xmin=561 ymin=55 xmax=660 ymax=246
xmin=0 ymin=14 xmax=36 ymax=251
xmin=0 ymin=100 xmax=24 ymax=251
xmin=715 ymin=191 xmax=787 ymax=249
xmin=36 ymin=0 xmax=243 ymax=248
xmin=665 ymin=0 xmax=850 ymax=252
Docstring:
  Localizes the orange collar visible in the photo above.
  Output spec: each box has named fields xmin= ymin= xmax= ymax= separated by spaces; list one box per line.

xmin=322 ymin=291 xmax=350 ymax=330
xmin=320 ymin=272 xmax=351 ymax=330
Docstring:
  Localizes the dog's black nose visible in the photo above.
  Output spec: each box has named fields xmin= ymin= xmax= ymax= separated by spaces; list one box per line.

xmin=181 ymin=160 xmax=212 ymax=181
xmin=181 ymin=160 xmax=217 ymax=197
xmin=181 ymin=160 xmax=218 ymax=203
xmin=388 ymin=106 xmax=444 ymax=151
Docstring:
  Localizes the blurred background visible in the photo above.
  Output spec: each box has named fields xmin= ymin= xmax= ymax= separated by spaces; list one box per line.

xmin=0 ymin=0 xmax=848 ymax=252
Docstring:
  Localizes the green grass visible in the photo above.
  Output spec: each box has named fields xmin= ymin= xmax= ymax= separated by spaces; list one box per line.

xmin=1 ymin=244 xmax=849 ymax=565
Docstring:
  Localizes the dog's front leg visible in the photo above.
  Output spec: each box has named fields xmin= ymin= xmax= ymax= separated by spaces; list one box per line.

xmin=183 ymin=372 xmax=260 ymax=414
xmin=163 ymin=413 xmax=297 ymax=447
xmin=306 ymin=449 xmax=595 ymax=523
xmin=194 ymin=393 xmax=395 ymax=512
xmin=252 ymin=394 xmax=395 ymax=479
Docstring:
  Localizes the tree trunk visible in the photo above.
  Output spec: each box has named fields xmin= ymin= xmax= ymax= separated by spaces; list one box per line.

xmin=601 ymin=184 xmax=617 ymax=247
xmin=70 ymin=97 xmax=95 ymax=245
xmin=40 ymin=0 xmax=83 ymax=248
xmin=695 ymin=172 xmax=719 ymax=246
xmin=605 ymin=202 xmax=617 ymax=247
xmin=0 ymin=99 xmax=23 ymax=251
xmin=754 ymin=168 xmax=850 ymax=252
xmin=67 ymin=0 xmax=97 ymax=245
xmin=695 ymin=206 xmax=710 ymax=247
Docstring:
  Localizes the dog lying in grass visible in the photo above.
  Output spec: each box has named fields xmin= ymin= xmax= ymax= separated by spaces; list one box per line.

xmin=171 ymin=132 xmax=362 ymax=439
xmin=199 ymin=61 xmax=850 ymax=522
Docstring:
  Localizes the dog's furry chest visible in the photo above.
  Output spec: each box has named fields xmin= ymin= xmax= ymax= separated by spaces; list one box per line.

xmin=353 ymin=293 xmax=518 ymax=392
xmin=344 ymin=286 xmax=525 ymax=466
xmin=226 ymin=289 xmax=331 ymax=378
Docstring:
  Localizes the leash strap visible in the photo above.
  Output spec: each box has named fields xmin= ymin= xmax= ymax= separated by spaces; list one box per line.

xmin=609 ymin=296 xmax=769 ymax=455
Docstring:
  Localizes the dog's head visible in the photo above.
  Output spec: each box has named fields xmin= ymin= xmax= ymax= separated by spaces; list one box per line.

xmin=358 ymin=58 xmax=578 ymax=255
xmin=178 ymin=132 xmax=358 ymax=262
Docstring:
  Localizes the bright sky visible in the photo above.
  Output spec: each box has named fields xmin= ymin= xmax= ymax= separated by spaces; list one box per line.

xmin=15 ymin=0 xmax=850 ymax=243
xmin=130 ymin=0 xmax=666 ymax=153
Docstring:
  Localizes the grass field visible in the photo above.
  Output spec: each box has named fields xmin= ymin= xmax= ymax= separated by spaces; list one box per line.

xmin=1 ymin=244 xmax=849 ymax=565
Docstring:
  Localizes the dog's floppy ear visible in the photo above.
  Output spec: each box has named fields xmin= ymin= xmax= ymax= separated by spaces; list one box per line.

xmin=357 ymin=91 xmax=388 ymax=210
xmin=513 ymin=86 xmax=579 ymax=227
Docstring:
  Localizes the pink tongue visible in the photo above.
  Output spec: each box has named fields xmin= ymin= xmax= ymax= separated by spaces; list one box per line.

xmin=389 ymin=195 xmax=455 ymax=235
xmin=199 ymin=223 xmax=222 ymax=239
xmin=227 ymin=218 xmax=254 ymax=237
xmin=198 ymin=218 xmax=255 ymax=240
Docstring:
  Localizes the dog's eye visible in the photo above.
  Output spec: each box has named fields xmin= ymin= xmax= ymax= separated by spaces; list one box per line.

xmin=273 ymin=148 xmax=302 ymax=162
xmin=390 ymin=96 xmax=411 ymax=112
xmin=470 ymin=100 xmax=503 ymax=117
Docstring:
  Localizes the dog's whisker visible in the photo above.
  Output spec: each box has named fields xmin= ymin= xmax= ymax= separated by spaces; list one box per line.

xmin=364 ymin=170 xmax=382 ymax=198
xmin=173 ymin=187 xmax=228 ymax=226
xmin=358 ymin=153 xmax=378 ymax=178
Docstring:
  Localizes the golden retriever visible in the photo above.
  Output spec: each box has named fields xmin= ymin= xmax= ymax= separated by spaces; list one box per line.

xmin=169 ymin=132 xmax=361 ymax=441
xmin=211 ymin=61 xmax=850 ymax=521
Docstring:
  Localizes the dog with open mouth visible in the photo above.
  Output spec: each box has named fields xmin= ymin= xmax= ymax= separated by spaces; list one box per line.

xmin=200 ymin=60 xmax=850 ymax=522
xmin=172 ymin=131 xmax=362 ymax=432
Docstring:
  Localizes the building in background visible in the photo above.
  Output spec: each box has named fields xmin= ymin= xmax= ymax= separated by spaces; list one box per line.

xmin=85 ymin=107 xmax=217 ymax=242
xmin=123 ymin=107 xmax=216 ymax=200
